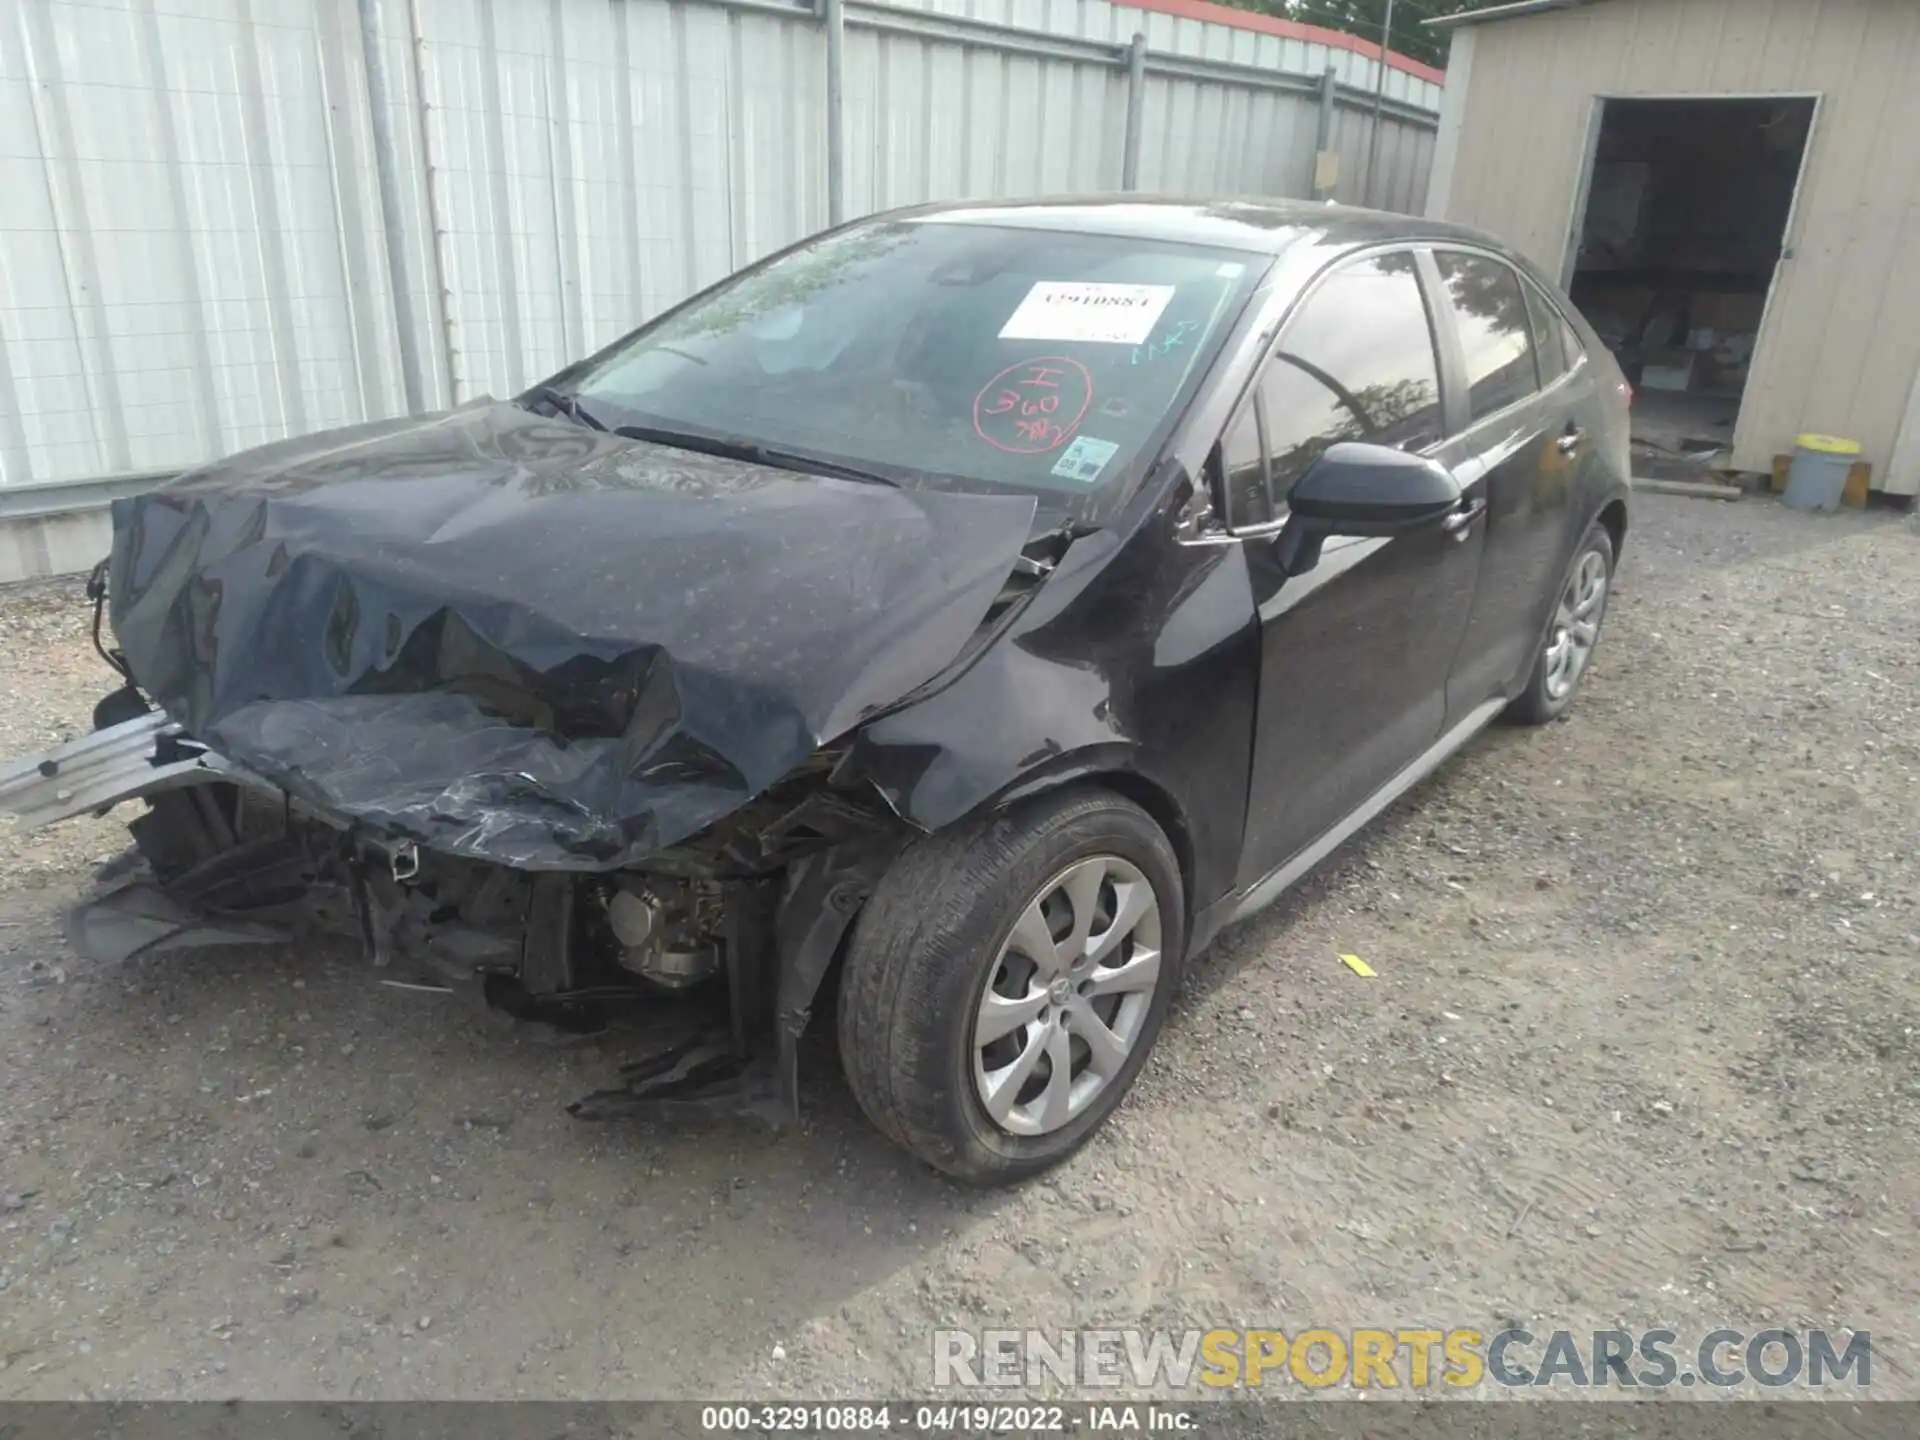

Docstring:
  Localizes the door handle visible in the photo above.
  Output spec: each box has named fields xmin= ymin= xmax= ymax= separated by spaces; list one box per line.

xmin=1557 ymin=427 xmax=1586 ymax=455
xmin=1441 ymin=498 xmax=1487 ymax=539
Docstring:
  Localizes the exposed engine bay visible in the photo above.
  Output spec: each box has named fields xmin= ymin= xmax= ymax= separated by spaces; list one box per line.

xmin=7 ymin=686 xmax=913 ymax=1124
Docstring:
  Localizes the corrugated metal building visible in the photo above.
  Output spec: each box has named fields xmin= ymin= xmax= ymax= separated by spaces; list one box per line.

xmin=0 ymin=0 xmax=1445 ymax=581
xmin=1425 ymin=0 xmax=1920 ymax=499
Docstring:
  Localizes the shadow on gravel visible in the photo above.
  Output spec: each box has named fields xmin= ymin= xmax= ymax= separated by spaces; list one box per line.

xmin=7 ymin=897 xmax=1019 ymax=1394
xmin=1174 ymin=720 xmax=1534 ymax=1013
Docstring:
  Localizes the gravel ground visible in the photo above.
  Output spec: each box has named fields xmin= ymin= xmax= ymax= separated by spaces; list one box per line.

xmin=0 ymin=493 xmax=1916 ymax=1402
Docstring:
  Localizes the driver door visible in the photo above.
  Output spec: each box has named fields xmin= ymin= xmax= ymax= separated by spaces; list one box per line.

xmin=1226 ymin=248 xmax=1485 ymax=890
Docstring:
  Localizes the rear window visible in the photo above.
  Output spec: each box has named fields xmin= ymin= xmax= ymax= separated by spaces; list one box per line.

xmin=1522 ymin=280 xmax=1569 ymax=384
xmin=1435 ymin=251 xmax=1540 ymax=422
xmin=1558 ymin=314 xmax=1586 ymax=370
xmin=566 ymin=220 xmax=1264 ymax=514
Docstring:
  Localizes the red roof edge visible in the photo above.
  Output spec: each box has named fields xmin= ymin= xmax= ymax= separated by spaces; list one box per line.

xmin=1110 ymin=0 xmax=1449 ymax=87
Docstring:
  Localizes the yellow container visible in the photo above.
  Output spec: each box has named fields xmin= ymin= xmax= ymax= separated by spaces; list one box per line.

xmin=1795 ymin=433 xmax=1863 ymax=457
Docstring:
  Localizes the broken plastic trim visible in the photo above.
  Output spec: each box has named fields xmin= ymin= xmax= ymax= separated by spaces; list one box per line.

xmin=0 ymin=713 xmax=244 ymax=832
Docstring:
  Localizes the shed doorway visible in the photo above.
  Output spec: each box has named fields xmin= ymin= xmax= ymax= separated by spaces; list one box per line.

xmin=1562 ymin=97 xmax=1816 ymax=469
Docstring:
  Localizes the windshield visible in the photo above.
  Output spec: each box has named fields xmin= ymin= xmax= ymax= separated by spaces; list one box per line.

xmin=556 ymin=219 xmax=1266 ymax=519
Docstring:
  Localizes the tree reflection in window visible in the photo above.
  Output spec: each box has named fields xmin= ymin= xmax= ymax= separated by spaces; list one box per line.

xmin=1436 ymin=251 xmax=1541 ymax=422
xmin=1258 ymin=251 xmax=1445 ymax=500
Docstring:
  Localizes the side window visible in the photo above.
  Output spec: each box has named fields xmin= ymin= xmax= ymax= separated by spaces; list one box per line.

xmin=1256 ymin=251 xmax=1445 ymax=503
xmin=1435 ymin=251 xmax=1540 ymax=422
xmin=1219 ymin=400 xmax=1273 ymax=529
xmin=1558 ymin=314 xmax=1586 ymax=371
xmin=1522 ymin=280 xmax=1568 ymax=385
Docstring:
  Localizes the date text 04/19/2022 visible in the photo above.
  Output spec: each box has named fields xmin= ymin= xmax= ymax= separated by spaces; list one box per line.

xmin=699 ymin=1402 xmax=1201 ymax=1432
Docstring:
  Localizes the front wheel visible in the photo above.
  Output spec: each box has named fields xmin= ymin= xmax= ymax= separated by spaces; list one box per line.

xmin=1505 ymin=520 xmax=1615 ymax=726
xmin=837 ymin=788 xmax=1184 ymax=1184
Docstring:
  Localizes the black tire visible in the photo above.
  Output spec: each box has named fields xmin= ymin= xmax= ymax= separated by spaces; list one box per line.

xmin=1504 ymin=520 xmax=1616 ymax=726
xmin=837 ymin=787 xmax=1185 ymax=1185
xmin=91 ymin=682 xmax=150 ymax=732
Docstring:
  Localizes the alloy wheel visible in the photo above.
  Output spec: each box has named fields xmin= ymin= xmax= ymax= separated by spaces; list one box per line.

xmin=972 ymin=855 xmax=1163 ymax=1136
xmin=1543 ymin=547 xmax=1609 ymax=702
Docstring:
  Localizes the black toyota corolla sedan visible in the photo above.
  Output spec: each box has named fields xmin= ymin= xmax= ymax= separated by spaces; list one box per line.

xmin=0 ymin=199 xmax=1629 ymax=1183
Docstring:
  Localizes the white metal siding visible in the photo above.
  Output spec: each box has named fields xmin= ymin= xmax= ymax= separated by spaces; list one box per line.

xmin=0 ymin=0 xmax=1441 ymax=567
xmin=0 ymin=0 xmax=399 ymax=486
xmin=1431 ymin=0 xmax=1920 ymax=494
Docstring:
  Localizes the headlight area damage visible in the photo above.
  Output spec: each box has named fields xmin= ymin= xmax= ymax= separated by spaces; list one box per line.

xmin=0 ymin=404 xmax=1044 ymax=1124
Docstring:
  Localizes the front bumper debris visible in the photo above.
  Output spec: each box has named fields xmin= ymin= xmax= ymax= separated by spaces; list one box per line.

xmin=65 ymin=874 xmax=294 ymax=964
xmin=5 ymin=703 xmax=907 ymax=1133
xmin=0 ymin=712 xmax=243 ymax=831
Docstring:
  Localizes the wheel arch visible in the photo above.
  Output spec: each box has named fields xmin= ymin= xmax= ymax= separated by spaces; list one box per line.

xmin=1597 ymin=495 xmax=1628 ymax=561
xmin=971 ymin=749 xmax=1198 ymax=930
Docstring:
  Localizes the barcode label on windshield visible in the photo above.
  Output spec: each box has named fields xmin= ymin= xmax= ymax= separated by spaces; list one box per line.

xmin=999 ymin=283 xmax=1177 ymax=345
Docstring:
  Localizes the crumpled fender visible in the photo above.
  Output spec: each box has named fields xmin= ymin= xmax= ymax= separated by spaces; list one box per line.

xmin=835 ymin=501 xmax=1263 ymax=916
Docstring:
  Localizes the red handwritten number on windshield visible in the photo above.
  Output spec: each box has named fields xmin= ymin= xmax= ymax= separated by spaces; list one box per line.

xmin=972 ymin=357 xmax=1092 ymax=454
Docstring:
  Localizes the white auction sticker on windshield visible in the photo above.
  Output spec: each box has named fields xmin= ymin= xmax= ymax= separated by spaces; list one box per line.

xmin=999 ymin=282 xmax=1177 ymax=345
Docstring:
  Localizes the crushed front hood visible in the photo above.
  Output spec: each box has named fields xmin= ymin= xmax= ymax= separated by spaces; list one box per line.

xmin=108 ymin=402 xmax=1037 ymax=869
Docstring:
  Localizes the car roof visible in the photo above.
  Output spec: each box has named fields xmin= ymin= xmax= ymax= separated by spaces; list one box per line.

xmin=895 ymin=196 xmax=1513 ymax=261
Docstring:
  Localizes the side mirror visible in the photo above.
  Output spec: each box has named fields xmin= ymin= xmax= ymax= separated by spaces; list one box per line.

xmin=1274 ymin=443 xmax=1463 ymax=576
xmin=1289 ymin=443 xmax=1463 ymax=532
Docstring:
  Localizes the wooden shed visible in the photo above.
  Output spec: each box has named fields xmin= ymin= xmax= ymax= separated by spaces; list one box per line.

xmin=1424 ymin=0 xmax=1920 ymax=499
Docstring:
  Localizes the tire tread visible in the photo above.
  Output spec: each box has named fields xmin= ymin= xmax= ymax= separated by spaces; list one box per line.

xmin=837 ymin=788 xmax=1182 ymax=1183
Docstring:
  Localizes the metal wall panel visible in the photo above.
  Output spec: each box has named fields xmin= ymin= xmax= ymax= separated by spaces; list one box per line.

xmin=0 ymin=0 xmax=1440 ymax=573
xmin=1429 ymin=0 xmax=1920 ymax=494
xmin=0 ymin=0 xmax=401 ymax=491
